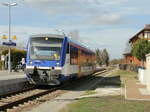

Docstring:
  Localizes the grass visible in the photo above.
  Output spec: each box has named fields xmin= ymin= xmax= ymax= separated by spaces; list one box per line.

xmin=82 ymin=90 xmax=97 ymax=96
xmin=110 ymin=69 xmax=137 ymax=78
xmin=61 ymin=70 xmax=143 ymax=112
xmin=109 ymin=69 xmax=137 ymax=84
xmin=62 ymin=96 xmax=150 ymax=112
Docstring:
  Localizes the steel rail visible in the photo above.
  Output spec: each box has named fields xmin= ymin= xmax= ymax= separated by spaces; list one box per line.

xmin=0 ymin=67 xmax=114 ymax=111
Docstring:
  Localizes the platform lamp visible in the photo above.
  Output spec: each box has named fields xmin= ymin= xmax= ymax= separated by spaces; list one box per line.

xmin=2 ymin=0 xmax=17 ymax=73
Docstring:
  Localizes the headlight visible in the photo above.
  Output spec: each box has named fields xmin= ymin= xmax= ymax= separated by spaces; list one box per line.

xmin=30 ymin=61 xmax=32 ymax=64
xmin=56 ymin=63 xmax=60 ymax=66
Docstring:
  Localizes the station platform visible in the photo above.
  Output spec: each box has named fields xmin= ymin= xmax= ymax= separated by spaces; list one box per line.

xmin=125 ymin=76 xmax=150 ymax=101
xmin=0 ymin=70 xmax=28 ymax=94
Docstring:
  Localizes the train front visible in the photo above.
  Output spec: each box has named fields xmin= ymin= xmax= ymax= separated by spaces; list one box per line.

xmin=25 ymin=34 xmax=64 ymax=85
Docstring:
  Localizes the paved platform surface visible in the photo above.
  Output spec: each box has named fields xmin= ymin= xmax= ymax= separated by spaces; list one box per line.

xmin=0 ymin=70 xmax=26 ymax=80
xmin=125 ymin=77 xmax=150 ymax=101
xmin=0 ymin=70 xmax=27 ymax=94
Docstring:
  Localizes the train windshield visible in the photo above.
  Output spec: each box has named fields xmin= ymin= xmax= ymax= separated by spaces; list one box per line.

xmin=30 ymin=37 xmax=63 ymax=60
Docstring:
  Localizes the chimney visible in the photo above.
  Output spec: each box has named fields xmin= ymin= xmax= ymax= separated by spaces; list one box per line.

xmin=145 ymin=24 xmax=150 ymax=29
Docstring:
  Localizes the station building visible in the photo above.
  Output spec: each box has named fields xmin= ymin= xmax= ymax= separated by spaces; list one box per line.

xmin=123 ymin=24 xmax=150 ymax=66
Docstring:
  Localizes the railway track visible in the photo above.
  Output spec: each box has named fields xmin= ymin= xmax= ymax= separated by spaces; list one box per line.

xmin=0 ymin=86 xmax=63 ymax=111
xmin=0 ymin=86 xmax=35 ymax=99
xmin=0 ymin=67 xmax=114 ymax=112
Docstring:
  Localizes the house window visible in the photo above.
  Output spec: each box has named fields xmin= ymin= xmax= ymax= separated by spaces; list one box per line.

xmin=144 ymin=32 xmax=150 ymax=38
xmin=130 ymin=60 xmax=132 ymax=64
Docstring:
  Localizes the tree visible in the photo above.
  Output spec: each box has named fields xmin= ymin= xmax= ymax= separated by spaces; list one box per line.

xmin=110 ymin=58 xmax=124 ymax=65
xmin=2 ymin=49 xmax=26 ymax=69
xmin=131 ymin=39 xmax=150 ymax=62
xmin=95 ymin=48 xmax=110 ymax=66
xmin=95 ymin=49 xmax=103 ymax=66
xmin=102 ymin=49 xmax=109 ymax=66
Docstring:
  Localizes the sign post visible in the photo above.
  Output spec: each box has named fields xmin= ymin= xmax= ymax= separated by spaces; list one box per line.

xmin=2 ymin=0 xmax=17 ymax=73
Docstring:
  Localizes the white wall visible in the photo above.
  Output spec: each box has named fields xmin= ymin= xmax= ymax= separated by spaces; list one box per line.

xmin=138 ymin=68 xmax=147 ymax=85
xmin=146 ymin=54 xmax=150 ymax=91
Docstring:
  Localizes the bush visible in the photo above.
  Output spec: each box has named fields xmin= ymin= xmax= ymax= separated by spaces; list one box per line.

xmin=0 ymin=61 xmax=2 ymax=70
xmin=2 ymin=49 xmax=26 ymax=69
xmin=132 ymin=39 xmax=150 ymax=61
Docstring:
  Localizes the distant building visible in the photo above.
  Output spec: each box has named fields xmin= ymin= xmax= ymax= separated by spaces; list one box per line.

xmin=123 ymin=24 xmax=150 ymax=66
xmin=123 ymin=52 xmax=142 ymax=66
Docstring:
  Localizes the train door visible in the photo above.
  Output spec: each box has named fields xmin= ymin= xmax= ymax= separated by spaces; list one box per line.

xmin=62 ymin=43 xmax=71 ymax=75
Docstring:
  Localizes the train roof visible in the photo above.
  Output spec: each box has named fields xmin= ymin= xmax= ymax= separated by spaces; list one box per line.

xmin=30 ymin=34 xmax=95 ymax=54
xmin=67 ymin=38 xmax=95 ymax=54
xmin=30 ymin=34 xmax=64 ymax=39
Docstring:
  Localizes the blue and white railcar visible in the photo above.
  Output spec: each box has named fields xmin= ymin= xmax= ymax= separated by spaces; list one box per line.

xmin=25 ymin=34 xmax=96 ymax=85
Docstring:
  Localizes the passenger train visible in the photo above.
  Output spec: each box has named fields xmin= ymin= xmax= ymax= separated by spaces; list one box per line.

xmin=25 ymin=34 xmax=96 ymax=85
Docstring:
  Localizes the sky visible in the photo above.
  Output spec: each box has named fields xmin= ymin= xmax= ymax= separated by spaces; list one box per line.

xmin=0 ymin=0 xmax=150 ymax=59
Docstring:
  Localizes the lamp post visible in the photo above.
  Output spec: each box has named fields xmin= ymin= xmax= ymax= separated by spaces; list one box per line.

xmin=2 ymin=0 xmax=17 ymax=73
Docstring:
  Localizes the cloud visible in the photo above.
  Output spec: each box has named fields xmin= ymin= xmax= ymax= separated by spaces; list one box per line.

xmin=1 ymin=0 xmax=150 ymax=59
xmin=22 ymin=0 xmax=101 ymax=15
xmin=22 ymin=0 xmax=127 ymax=7
xmin=87 ymin=14 xmax=121 ymax=25
xmin=23 ymin=0 xmax=100 ymax=6
xmin=78 ymin=27 xmax=139 ymax=58
xmin=19 ymin=0 xmax=128 ymax=26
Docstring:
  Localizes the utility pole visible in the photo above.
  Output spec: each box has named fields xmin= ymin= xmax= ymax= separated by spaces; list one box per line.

xmin=2 ymin=0 xmax=17 ymax=73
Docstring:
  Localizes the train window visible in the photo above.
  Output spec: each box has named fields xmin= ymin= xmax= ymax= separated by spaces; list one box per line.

xmin=30 ymin=37 xmax=62 ymax=60
xmin=70 ymin=46 xmax=78 ymax=65
xmin=81 ymin=50 xmax=93 ymax=66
